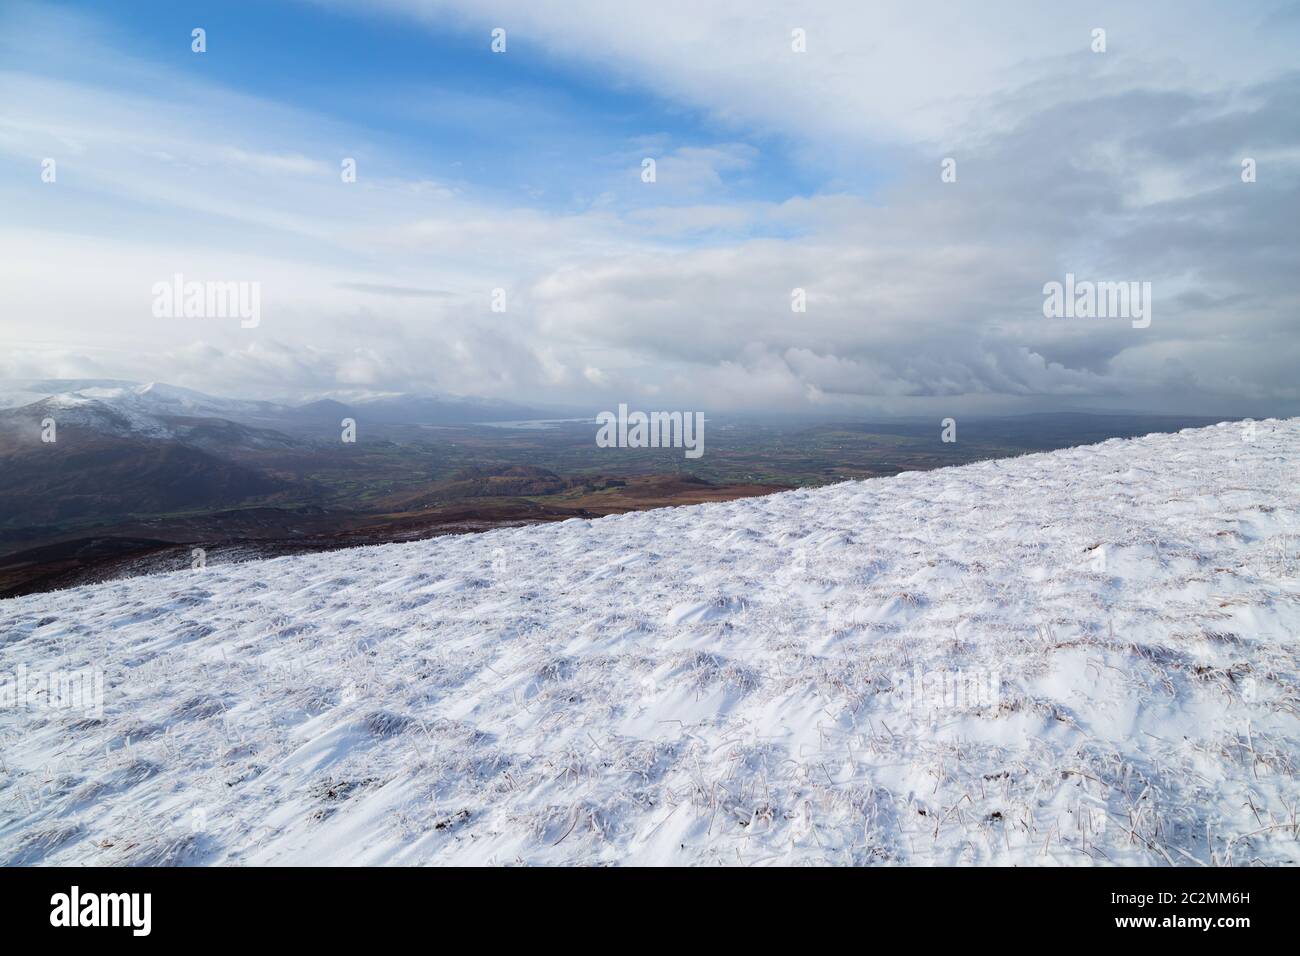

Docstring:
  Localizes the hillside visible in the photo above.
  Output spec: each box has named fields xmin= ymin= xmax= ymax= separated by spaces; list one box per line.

xmin=0 ymin=420 xmax=1296 ymax=865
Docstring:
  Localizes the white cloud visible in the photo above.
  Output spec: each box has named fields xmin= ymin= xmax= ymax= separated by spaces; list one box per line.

xmin=1 ymin=1 xmax=1298 ymax=416
xmin=354 ymin=0 xmax=1300 ymax=145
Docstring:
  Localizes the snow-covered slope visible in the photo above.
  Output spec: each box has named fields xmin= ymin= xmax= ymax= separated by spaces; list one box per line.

xmin=0 ymin=382 xmax=291 ymax=446
xmin=2 ymin=421 xmax=1297 ymax=866
xmin=0 ymin=379 xmax=561 ymax=426
xmin=0 ymin=380 xmax=280 ymax=419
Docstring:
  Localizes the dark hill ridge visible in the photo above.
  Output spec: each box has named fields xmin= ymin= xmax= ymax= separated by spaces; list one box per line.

xmin=0 ymin=436 xmax=291 ymax=528
xmin=0 ymin=397 xmax=299 ymax=450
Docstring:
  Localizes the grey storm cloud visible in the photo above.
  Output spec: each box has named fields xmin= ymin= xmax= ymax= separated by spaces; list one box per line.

xmin=523 ymin=67 xmax=1300 ymax=414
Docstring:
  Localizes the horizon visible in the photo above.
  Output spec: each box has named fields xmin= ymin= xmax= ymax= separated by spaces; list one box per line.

xmin=0 ymin=375 xmax=1274 ymax=425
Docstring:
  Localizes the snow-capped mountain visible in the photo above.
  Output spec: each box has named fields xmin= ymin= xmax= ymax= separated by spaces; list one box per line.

xmin=1 ymin=420 xmax=1296 ymax=865
xmin=0 ymin=381 xmax=293 ymax=447
xmin=0 ymin=380 xmax=281 ymax=419
xmin=0 ymin=379 xmax=566 ymax=428
xmin=0 ymin=394 xmax=298 ymax=451
xmin=11 ymin=393 xmax=179 ymax=441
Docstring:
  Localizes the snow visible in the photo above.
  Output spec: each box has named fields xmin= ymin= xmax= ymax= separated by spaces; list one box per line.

xmin=0 ymin=380 xmax=268 ymax=422
xmin=1 ymin=420 xmax=1297 ymax=866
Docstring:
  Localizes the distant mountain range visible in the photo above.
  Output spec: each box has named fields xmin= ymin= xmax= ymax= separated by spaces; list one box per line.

xmin=0 ymin=379 xmax=568 ymax=431
xmin=0 ymin=380 xmax=570 ymax=539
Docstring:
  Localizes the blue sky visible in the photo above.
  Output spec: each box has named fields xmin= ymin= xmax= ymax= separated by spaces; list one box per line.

xmin=20 ymin=0 xmax=827 ymax=216
xmin=1 ymin=1 xmax=1298 ymax=415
